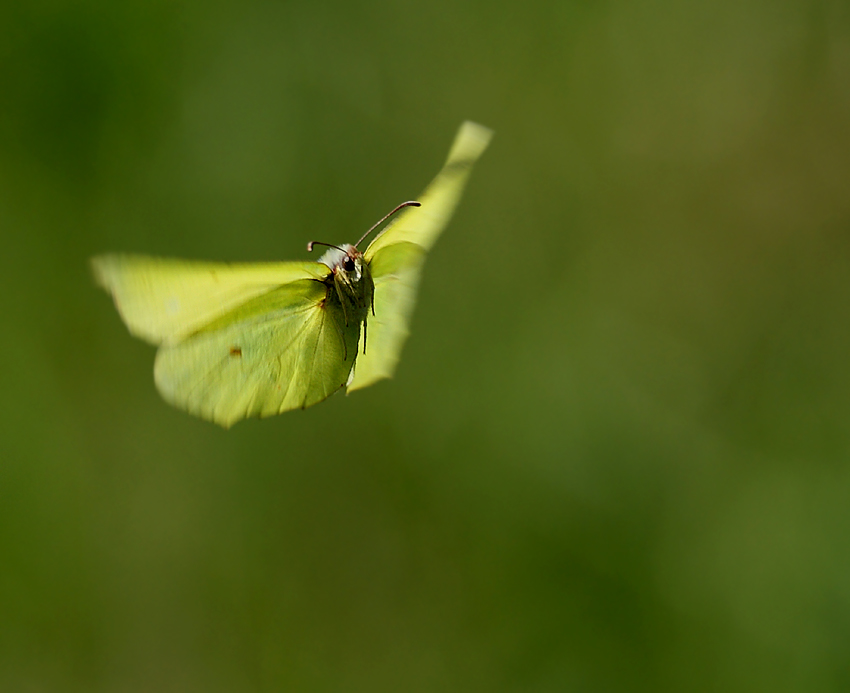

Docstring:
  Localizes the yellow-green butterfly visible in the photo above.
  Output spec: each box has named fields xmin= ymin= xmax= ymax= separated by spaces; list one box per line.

xmin=92 ymin=121 xmax=492 ymax=427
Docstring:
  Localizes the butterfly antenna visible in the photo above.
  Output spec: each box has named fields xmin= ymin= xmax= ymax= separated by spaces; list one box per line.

xmin=306 ymin=241 xmax=346 ymax=253
xmin=355 ymin=200 xmax=421 ymax=248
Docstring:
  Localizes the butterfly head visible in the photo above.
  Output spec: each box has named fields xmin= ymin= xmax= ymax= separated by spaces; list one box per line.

xmin=312 ymin=243 xmax=364 ymax=278
xmin=305 ymin=201 xmax=421 ymax=273
xmin=306 ymin=201 xmax=419 ymax=312
xmin=308 ymin=242 xmax=373 ymax=312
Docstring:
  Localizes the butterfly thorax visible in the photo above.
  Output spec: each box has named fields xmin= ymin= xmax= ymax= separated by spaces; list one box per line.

xmin=319 ymin=244 xmax=374 ymax=326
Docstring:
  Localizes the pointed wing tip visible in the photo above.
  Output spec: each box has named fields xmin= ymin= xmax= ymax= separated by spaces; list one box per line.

xmin=451 ymin=121 xmax=494 ymax=161
xmin=89 ymin=254 xmax=113 ymax=290
xmin=459 ymin=120 xmax=494 ymax=139
xmin=90 ymin=252 xmax=138 ymax=293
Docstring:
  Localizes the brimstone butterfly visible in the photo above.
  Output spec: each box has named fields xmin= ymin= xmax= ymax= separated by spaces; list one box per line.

xmin=92 ymin=121 xmax=492 ymax=427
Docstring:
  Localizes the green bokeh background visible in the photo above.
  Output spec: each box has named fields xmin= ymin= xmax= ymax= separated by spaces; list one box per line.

xmin=2 ymin=1 xmax=850 ymax=691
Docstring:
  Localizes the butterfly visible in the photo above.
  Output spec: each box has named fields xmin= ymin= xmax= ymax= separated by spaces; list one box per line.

xmin=92 ymin=121 xmax=493 ymax=427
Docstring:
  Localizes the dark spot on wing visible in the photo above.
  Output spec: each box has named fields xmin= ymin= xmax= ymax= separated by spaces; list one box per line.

xmin=229 ymin=346 xmax=242 ymax=357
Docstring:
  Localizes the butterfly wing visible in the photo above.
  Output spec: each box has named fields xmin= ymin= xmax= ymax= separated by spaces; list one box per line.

xmin=154 ymin=279 xmax=360 ymax=427
xmin=91 ymin=254 xmax=328 ymax=344
xmin=347 ymin=121 xmax=493 ymax=392
xmin=93 ymin=255 xmax=358 ymax=427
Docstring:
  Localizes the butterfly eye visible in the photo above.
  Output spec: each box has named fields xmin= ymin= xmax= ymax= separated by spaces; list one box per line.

xmin=343 ymin=257 xmax=355 ymax=272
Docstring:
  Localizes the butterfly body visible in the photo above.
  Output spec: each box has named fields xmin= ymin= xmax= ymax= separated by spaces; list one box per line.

xmin=93 ymin=121 xmax=492 ymax=427
xmin=318 ymin=243 xmax=375 ymax=331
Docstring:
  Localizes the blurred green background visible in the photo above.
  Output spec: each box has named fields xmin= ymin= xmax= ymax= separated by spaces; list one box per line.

xmin=2 ymin=0 xmax=850 ymax=691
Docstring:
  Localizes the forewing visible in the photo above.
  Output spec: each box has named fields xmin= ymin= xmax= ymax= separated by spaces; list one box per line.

xmin=154 ymin=279 xmax=360 ymax=428
xmin=347 ymin=121 xmax=492 ymax=392
xmin=348 ymin=243 xmax=425 ymax=390
xmin=362 ymin=121 xmax=493 ymax=259
xmin=92 ymin=254 xmax=328 ymax=345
